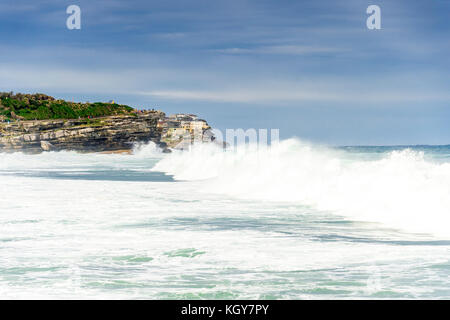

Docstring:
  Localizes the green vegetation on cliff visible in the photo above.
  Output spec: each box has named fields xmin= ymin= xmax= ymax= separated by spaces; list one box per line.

xmin=0 ymin=92 xmax=135 ymax=121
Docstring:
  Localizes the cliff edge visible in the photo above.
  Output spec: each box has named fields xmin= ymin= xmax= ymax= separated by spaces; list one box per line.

xmin=0 ymin=92 xmax=214 ymax=153
xmin=0 ymin=112 xmax=165 ymax=153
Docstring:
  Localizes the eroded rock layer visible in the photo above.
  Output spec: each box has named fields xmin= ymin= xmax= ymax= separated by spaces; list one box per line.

xmin=0 ymin=112 xmax=165 ymax=153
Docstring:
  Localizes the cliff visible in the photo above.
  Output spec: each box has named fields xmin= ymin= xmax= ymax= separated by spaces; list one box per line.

xmin=0 ymin=112 xmax=165 ymax=153
xmin=0 ymin=92 xmax=214 ymax=153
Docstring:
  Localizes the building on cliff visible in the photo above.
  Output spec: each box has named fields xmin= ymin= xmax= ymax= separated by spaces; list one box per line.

xmin=157 ymin=114 xmax=211 ymax=149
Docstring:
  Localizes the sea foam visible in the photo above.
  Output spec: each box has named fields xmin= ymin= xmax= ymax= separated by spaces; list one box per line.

xmin=152 ymin=139 xmax=450 ymax=236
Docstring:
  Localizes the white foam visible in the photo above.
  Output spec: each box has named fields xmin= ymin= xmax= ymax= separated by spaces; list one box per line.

xmin=1 ymin=140 xmax=450 ymax=298
xmin=0 ymin=142 xmax=162 ymax=171
xmin=152 ymin=139 xmax=450 ymax=236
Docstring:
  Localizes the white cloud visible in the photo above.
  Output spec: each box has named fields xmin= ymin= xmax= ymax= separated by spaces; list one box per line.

xmin=139 ymin=88 xmax=450 ymax=104
xmin=2 ymin=62 xmax=449 ymax=105
xmin=1 ymin=44 xmax=449 ymax=106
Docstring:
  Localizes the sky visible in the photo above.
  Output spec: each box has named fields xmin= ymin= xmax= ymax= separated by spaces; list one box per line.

xmin=0 ymin=0 xmax=449 ymax=145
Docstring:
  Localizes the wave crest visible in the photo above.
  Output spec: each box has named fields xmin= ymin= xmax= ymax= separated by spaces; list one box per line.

xmin=152 ymin=139 xmax=450 ymax=236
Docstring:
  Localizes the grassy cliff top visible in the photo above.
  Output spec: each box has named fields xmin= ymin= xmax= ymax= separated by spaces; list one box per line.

xmin=0 ymin=92 xmax=136 ymax=121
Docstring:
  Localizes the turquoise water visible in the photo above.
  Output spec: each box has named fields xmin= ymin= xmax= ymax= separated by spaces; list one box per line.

xmin=0 ymin=140 xmax=450 ymax=299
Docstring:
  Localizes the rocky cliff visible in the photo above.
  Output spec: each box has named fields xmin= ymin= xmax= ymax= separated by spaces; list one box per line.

xmin=0 ymin=111 xmax=165 ymax=153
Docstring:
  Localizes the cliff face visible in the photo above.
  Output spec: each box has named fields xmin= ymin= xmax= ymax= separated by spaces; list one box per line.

xmin=0 ymin=111 xmax=165 ymax=153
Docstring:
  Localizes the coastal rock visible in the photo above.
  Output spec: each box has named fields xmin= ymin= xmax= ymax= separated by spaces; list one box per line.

xmin=40 ymin=141 xmax=54 ymax=151
xmin=0 ymin=112 xmax=165 ymax=153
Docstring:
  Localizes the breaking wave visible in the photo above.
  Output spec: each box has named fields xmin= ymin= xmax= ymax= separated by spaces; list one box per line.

xmin=152 ymin=139 xmax=450 ymax=236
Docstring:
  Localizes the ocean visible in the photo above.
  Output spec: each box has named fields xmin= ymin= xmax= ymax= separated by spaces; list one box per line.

xmin=1 ymin=139 xmax=450 ymax=299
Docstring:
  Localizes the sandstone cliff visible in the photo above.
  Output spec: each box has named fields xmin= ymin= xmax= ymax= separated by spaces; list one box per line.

xmin=0 ymin=111 xmax=165 ymax=153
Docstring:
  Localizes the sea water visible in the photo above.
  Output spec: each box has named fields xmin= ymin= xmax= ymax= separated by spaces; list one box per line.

xmin=0 ymin=139 xmax=450 ymax=299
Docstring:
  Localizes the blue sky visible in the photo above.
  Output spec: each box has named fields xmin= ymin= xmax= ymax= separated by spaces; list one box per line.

xmin=0 ymin=0 xmax=449 ymax=145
